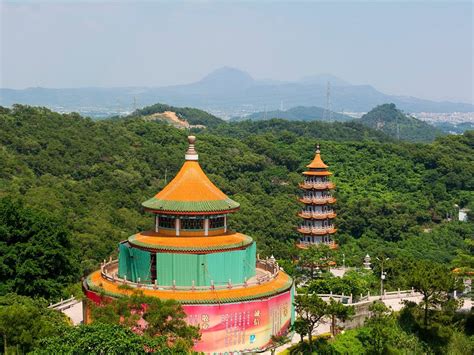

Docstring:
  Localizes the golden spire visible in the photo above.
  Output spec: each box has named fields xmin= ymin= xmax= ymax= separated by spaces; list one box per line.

xmin=307 ymin=143 xmax=328 ymax=169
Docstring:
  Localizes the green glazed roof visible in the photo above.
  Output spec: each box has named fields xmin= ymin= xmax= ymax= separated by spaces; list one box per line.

xmin=142 ymin=197 xmax=240 ymax=213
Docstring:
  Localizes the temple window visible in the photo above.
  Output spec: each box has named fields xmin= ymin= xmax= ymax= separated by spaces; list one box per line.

xmin=158 ymin=216 xmax=175 ymax=229
xmin=181 ymin=218 xmax=204 ymax=230
xmin=209 ymin=216 xmax=225 ymax=229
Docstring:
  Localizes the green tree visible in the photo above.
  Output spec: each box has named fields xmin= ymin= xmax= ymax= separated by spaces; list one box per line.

xmin=298 ymin=244 xmax=333 ymax=281
xmin=357 ymin=301 xmax=396 ymax=355
xmin=33 ymin=322 xmax=173 ymax=354
xmin=408 ymin=261 xmax=461 ymax=326
xmin=0 ymin=197 xmax=80 ymax=299
xmin=0 ymin=293 xmax=69 ymax=354
xmin=293 ymin=293 xmax=327 ymax=350
xmin=90 ymin=292 xmax=200 ymax=351
xmin=326 ymin=298 xmax=355 ymax=336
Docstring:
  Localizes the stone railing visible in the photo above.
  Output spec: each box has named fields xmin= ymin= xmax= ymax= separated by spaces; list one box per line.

xmin=100 ymin=257 xmax=280 ymax=292
xmin=48 ymin=296 xmax=80 ymax=311
xmin=295 ymin=288 xmax=421 ymax=306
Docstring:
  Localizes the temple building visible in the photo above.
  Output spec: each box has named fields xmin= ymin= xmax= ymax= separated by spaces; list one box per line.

xmin=84 ymin=136 xmax=294 ymax=353
xmin=297 ymin=145 xmax=337 ymax=249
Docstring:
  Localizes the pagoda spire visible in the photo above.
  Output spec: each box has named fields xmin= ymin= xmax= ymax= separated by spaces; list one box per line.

xmin=185 ymin=135 xmax=199 ymax=161
xmin=297 ymin=144 xmax=337 ymax=249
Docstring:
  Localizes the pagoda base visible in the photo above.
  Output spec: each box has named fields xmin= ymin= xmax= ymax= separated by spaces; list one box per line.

xmin=84 ymin=260 xmax=294 ymax=354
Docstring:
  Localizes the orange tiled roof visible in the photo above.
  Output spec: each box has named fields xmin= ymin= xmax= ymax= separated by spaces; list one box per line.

xmin=129 ymin=231 xmax=253 ymax=252
xmin=307 ymin=152 xmax=328 ymax=169
xmin=142 ymin=137 xmax=239 ymax=213
xmin=157 ymin=161 xmax=228 ymax=202
xmin=87 ymin=269 xmax=293 ymax=304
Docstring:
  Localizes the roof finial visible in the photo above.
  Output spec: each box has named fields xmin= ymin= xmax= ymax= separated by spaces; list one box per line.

xmin=185 ymin=136 xmax=199 ymax=161
xmin=316 ymin=143 xmax=321 ymax=154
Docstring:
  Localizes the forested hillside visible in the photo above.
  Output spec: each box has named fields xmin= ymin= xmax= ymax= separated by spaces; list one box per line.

xmin=124 ymin=103 xmax=224 ymax=128
xmin=359 ymin=103 xmax=443 ymax=142
xmin=231 ymin=105 xmax=351 ymax=122
xmin=0 ymin=104 xmax=472 ymax=300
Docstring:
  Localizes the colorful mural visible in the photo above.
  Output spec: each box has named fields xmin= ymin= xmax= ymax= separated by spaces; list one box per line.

xmin=184 ymin=290 xmax=293 ymax=353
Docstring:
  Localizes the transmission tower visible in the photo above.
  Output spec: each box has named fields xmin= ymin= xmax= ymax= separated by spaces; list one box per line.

xmin=323 ymin=81 xmax=332 ymax=121
xmin=133 ymin=96 xmax=137 ymax=112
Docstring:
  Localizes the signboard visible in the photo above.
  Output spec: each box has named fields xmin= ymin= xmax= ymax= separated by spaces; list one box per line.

xmin=183 ymin=290 xmax=292 ymax=353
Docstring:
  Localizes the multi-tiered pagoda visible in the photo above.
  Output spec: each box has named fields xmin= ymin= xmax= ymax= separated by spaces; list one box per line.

xmin=84 ymin=136 xmax=294 ymax=353
xmin=297 ymin=145 xmax=337 ymax=249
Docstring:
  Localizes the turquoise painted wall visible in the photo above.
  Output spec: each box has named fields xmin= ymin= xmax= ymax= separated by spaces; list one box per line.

xmin=156 ymin=242 xmax=256 ymax=286
xmin=118 ymin=243 xmax=151 ymax=283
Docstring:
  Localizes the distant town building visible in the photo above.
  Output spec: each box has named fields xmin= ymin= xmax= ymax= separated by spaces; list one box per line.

xmin=297 ymin=145 xmax=337 ymax=249
xmin=84 ymin=136 xmax=294 ymax=353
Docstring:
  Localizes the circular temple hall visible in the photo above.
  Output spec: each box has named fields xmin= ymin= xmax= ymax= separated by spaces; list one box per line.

xmin=84 ymin=136 xmax=294 ymax=353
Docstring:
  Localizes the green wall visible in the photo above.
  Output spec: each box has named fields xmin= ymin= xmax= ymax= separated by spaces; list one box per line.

xmin=118 ymin=243 xmax=151 ymax=283
xmin=156 ymin=242 xmax=256 ymax=287
xmin=118 ymin=242 xmax=257 ymax=286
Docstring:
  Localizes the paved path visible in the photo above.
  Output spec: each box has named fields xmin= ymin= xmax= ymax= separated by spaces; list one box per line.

xmin=62 ymin=300 xmax=83 ymax=325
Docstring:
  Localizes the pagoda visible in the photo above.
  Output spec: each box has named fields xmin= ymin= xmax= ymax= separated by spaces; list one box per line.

xmin=297 ymin=144 xmax=337 ymax=249
xmin=84 ymin=136 xmax=294 ymax=353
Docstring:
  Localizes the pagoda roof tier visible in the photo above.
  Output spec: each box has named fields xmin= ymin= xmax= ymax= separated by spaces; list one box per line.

xmin=299 ymin=197 xmax=337 ymax=205
xmin=128 ymin=231 xmax=253 ymax=253
xmin=296 ymin=241 xmax=338 ymax=250
xmin=298 ymin=211 xmax=337 ymax=220
xmin=86 ymin=264 xmax=293 ymax=305
xmin=302 ymin=170 xmax=332 ymax=176
xmin=297 ymin=227 xmax=338 ymax=235
xmin=142 ymin=137 xmax=240 ymax=214
xmin=306 ymin=148 xmax=328 ymax=169
xmin=299 ymin=182 xmax=336 ymax=190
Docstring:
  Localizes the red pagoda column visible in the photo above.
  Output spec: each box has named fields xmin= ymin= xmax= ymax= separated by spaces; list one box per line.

xmin=297 ymin=144 xmax=337 ymax=249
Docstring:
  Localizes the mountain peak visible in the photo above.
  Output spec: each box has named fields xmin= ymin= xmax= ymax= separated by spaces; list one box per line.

xmin=198 ymin=67 xmax=255 ymax=88
xmin=299 ymin=73 xmax=350 ymax=87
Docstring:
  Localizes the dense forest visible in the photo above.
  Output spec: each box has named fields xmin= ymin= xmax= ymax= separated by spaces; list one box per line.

xmin=1 ymin=104 xmax=472 ymax=297
xmin=0 ymin=104 xmax=473 ymax=353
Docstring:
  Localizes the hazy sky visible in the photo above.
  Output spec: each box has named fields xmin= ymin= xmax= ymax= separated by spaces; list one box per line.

xmin=1 ymin=1 xmax=473 ymax=103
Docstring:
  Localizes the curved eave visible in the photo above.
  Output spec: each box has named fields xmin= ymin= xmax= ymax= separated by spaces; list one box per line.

xmin=85 ymin=270 xmax=293 ymax=305
xmin=142 ymin=197 xmax=240 ymax=214
xmin=298 ymin=198 xmax=337 ymax=205
xmin=302 ymin=171 xmax=332 ymax=176
xmin=299 ymin=183 xmax=336 ymax=190
xmin=298 ymin=212 xmax=337 ymax=220
xmin=128 ymin=232 xmax=254 ymax=253
xmin=296 ymin=243 xmax=338 ymax=250
xmin=297 ymin=228 xmax=338 ymax=235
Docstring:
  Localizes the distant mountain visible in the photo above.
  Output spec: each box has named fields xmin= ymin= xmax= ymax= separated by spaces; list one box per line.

xmin=1 ymin=67 xmax=473 ymax=118
xmin=359 ymin=103 xmax=443 ymax=142
xmin=299 ymin=73 xmax=350 ymax=87
xmin=232 ymin=105 xmax=352 ymax=122
xmin=197 ymin=66 xmax=255 ymax=89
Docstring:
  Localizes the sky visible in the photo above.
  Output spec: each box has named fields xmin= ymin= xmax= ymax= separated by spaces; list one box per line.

xmin=1 ymin=1 xmax=473 ymax=103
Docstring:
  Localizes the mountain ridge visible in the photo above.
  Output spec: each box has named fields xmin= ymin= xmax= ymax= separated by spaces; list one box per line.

xmin=231 ymin=105 xmax=352 ymax=122
xmin=1 ymin=67 xmax=472 ymax=117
